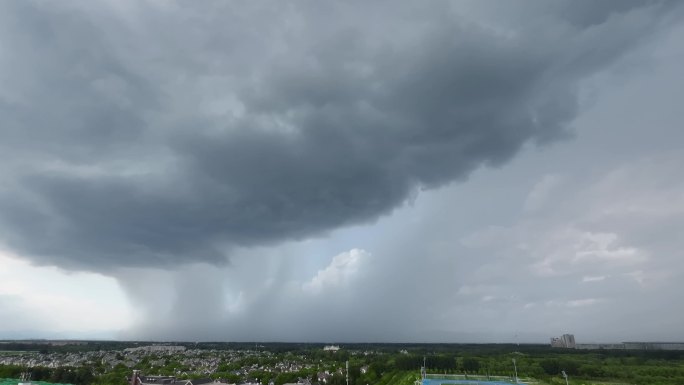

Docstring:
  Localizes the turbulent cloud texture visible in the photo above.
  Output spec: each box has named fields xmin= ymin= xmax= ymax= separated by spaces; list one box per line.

xmin=0 ymin=0 xmax=678 ymax=271
xmin=2 ymin=0 xmax=684 ymax=343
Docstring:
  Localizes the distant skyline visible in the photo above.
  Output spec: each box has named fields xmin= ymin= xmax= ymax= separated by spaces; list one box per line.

xmin=1 ymin=0 xmax=684 ymax=342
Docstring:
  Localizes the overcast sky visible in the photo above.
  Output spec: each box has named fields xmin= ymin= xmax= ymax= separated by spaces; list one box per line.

xmin=1 ymin=0 xmax=684 ymax=343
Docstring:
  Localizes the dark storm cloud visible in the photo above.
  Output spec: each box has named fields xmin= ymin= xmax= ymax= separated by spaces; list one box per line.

xmin=0 ymin=0 xmax=677 ymax=270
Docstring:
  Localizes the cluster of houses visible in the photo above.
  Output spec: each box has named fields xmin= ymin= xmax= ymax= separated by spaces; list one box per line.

xmin=1 ymin=345 xmax=363 ymax=382
xmin=131 ymin=372 xmax=225 ymax=385
xmin=129 ymin=365 xmax=366 ymax=385
xmin=0 ymin=351 xmax=100 ymax=368
xmin=0 ymin=346 xmax=262 ymax=374
xmin=125 ymin=346 xmax=187 ymax=353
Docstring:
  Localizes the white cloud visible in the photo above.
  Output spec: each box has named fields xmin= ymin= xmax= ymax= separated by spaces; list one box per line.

xmin=303 ymin=249 xmax=370 ymax=293
xmin=567 ymin=298 xmax=603 ymax=307
xmin=571 ymin=231 xmax=645 ymax=265
xmin=582 ymin=275 xmax=607 ymax=282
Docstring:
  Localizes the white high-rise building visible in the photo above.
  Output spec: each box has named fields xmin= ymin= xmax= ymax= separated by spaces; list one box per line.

xmin=550 ymin=334 xmax=576 ymax=348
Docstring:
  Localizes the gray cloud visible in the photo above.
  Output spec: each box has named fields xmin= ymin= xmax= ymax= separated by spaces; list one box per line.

xmin=0 ymin=0 xmax=679 ymax=271
xmin=119 ymin=21 xmax=684 ymax=340
xmin=120 ymin=151 xmax=684 ymax=342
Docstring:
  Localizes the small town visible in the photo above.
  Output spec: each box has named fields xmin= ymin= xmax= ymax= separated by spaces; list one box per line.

xmin=0 ymin=342 xmax=385 ymax=385
xmin=3 ymin=340 xmax=684 ymax=385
